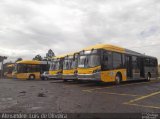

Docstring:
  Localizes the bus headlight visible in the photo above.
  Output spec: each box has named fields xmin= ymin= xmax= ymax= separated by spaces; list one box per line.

xmin=57 ymin=71 xmax=62 ymax=74
xmin=74 ymin=70 xmax=78 ymax=74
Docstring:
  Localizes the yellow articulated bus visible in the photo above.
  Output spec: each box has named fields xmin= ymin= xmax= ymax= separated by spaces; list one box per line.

xmin=12 ymin=60 xmax=50 ymax=80
xmin=4 ymin=64 xmax=15 ymax=78
xmin=48 ymin=55 xmax=65 ymax=79
xmin=77 ymin=44 xmax=158 ymax=84
xmin=62 ymin=52 xmax=79 ymax=82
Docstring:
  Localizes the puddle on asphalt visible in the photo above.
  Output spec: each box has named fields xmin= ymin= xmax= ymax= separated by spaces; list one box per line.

xmin=1 ymin=97 xmax=13 ymax=101
xmin=30 ymin=107 xmax=42 ymax=110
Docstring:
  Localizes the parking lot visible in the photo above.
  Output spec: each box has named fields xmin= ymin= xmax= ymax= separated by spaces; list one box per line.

xmin=0 ymin=78 xmax=160 ymax=113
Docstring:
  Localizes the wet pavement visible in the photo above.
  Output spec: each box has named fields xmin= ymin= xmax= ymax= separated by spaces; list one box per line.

xmin=0 ymin=78 xmax=160 ymax=113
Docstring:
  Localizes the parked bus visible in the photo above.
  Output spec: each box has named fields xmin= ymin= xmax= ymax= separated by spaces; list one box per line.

xmin=4 ymin=64 xmax=14 ymax=78
xmin=48 ymin=55 xmax=65 ymax=79
xmin=62 ymin=52 xmax=79 ymax=81
xmin=12 ymin=60 xmax=50 ymax=80
xmin=77 ymin=44 xmax=158 ymax=84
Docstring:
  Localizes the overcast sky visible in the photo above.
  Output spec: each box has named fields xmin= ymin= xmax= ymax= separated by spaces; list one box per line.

xmin=0 ymin=0 xmax=160 ymax=63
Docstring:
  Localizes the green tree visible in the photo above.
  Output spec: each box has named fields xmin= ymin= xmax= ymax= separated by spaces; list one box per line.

xmin=45 ymin=49 xmax=55 ymax=61
xmin=0 ymin=56 xmax=7 ymax=62
xmin=15 ymin=58 xmax=22 ymax=62
xmin=33 ymin=55 xmax=43 ymax=61
xmin=46 ymin=49 xmax=55 ymax=58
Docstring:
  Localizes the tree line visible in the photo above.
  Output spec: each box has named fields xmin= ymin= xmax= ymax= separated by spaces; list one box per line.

xmin=15 ymin=49 xmax=55 ymax=62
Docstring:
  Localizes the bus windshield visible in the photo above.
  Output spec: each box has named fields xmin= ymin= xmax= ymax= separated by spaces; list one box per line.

xmin=78 ymin=54 xmax=100 ymax=68
xmin=63 ymin=59 xmax=72 ymax=70
xmin=71 ymin=59 xmax=77 ymax=69
xmin=7 ymin=67 xmax=14 ymax=73
xmin=50 ymin=61 xmax=61 ymax=70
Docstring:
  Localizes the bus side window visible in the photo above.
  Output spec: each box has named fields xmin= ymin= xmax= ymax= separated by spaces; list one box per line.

xmin=150 ymin=58 xmax=158 ymax=67
xmin=132 ymin=56 xmax=138 ymax=69
xmin=113 ymin=52 xmax=122 ymax=69
xmin=155 ymin=59 xmax=158 ymax=66
xmin=103 ymin=55 xmax=108 ymax=65
xmin=102 ymin=51 xmax=112 ymax=70
xmin=122 ymin=54 xmax=125 ymax=68
xmin=145 ymin=58 xmax=150 ymax=67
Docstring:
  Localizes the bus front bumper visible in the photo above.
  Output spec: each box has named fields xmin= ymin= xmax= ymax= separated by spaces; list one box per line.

xmin=48 ymin=74 xmax=62 ymax=79
xmin=62 ymin=74 xmax=77 ymax=80
xmin=77 ymin=73 xmax=101 ymax=81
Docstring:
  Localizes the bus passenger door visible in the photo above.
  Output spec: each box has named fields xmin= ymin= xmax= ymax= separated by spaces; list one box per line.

xmin=125 ymin=55 xmax=132 ymax=78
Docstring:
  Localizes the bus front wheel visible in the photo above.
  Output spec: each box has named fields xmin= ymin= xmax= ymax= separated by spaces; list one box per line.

xmin=115 ymin=73 xmax=122 ymax=85
xmin=29 ymin=75 xmax=35 ymax=80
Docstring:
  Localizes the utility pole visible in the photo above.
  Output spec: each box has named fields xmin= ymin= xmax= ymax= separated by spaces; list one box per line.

xmin=0 ymin=56 xmax=7 ymax=79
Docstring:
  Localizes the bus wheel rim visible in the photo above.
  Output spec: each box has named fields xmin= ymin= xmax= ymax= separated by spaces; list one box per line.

xmin=116 ymin=76 xmax=120 ymax=84
xmin=30 ymin=76 xmax=34 ymax=79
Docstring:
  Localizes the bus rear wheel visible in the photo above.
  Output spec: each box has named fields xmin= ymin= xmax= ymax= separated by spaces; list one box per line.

xmin=115 ymin=73 xmax=122 ymax=85
xmin=29 ymin=75 xmax=35 ymax=80
xmin=63 ymin=79 xmax=68 ymax=82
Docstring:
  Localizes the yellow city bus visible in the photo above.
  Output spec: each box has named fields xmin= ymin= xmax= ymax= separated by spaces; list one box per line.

xmin=48 ymin=55 xmax=65 ymax=79
xmin=12 ymin=60 xmax=50 ymax=80
xmin=4 ymin=64 xmax=15 ymax=78
xmin=77 ymin=44 xmax=158 ymax=84
xmin=62 ymin=52 xmax=79 ymax=81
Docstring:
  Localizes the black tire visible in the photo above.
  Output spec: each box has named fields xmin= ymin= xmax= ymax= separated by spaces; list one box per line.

xmin=146 ymin=73 xmax=151 ymax=81
xmin=41 ymin=76 xmax=45 ymax=80
xmin=29 ymin=75 xmax=35 ymax=80
xmin=115 ymin=73 xmax=121 ymax=85
xmin=45 ymin=77 xmax=49 ymax=80
xmin=63 ymin=79 xmax=68 ymax=82
xmin=73 ymin=79 xmax=77 ymax=82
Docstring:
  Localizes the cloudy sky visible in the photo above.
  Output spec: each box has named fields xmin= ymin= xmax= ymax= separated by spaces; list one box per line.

xmin=0 ymin=0 xmax=160 ymax=63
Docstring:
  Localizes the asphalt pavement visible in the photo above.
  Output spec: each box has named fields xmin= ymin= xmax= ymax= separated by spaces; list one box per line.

xmin=0 ymin=78 xmax=160 ymax=113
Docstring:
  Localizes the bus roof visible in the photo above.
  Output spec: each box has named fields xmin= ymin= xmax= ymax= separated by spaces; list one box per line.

xmin=83 ymin=44 xmax=125 ymax=53
xmin=7 ymin=64 xmax=14 ymax=67
xmin=66 ymin=52 xmax=79 ymax=57
xmin=82 ymin=44 xmax=157 ymax=59
xmin=125 ymin=48 xmax=157 ymax=59
xmin=53 ymin=54 xmax=67 ymax=59
xmin=66 ymin=52 xmax=74 ymax=56
xmin=16 ymin=60 xmax=42 ymax=65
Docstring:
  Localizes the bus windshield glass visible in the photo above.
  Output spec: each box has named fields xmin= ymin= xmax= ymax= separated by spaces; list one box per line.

xmin=63 ymin=59 xmax=72 ymax=70
xmin=78 ymin=54 xmax=100 ymax=68
xmin=7 ymin=67 xmax=14 ymax=73
xmin=13 ymin=64 xmax=17 ymax=72
xmin=63 ymin=55 xmax=78 ymax=70
xmin=71 ymin=59 xmax=78 ymax=69
xmin=50 ymin=60 xmax=61 ymax=70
